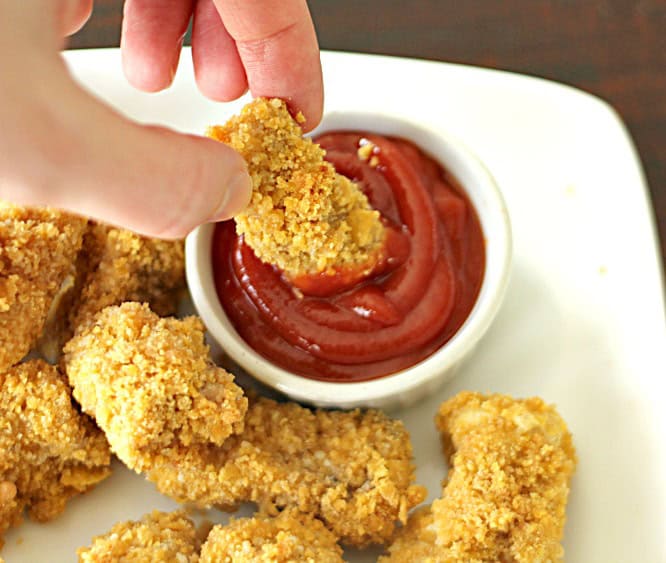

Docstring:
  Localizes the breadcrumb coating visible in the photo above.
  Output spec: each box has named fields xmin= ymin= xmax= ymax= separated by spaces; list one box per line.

xmin=199 ymin=509 xmax=343 ymax=562
xmin=207 ymin=98 xmax=385 ymax=279
xmin=63 ymin=303 xmax=423 ymax=548
xmin=40 ymin=223 xmax=185 ymax=363
xmin=145 ymin=396 xmax=425 ymax=547
xmin=381 ymin=392 xmax=576 ymax=562
xmin=63 ymin=302 xmax=248 ymax=472
xmin=0 ymin=203 xmax=87 ymax=370
xmin=379 ymin=505 xmax=440 ymax=563
xmin=0 ymin=360 xmax=111 ymax=547
xmin=69 ymin=224 xmax=185 ymax=332
xmin=78 ymin=510 xmax=199 ymax=563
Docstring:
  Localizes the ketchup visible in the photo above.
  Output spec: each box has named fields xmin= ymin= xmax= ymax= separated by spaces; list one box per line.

xmin=212 ymin=133 xmax=485 ymax=382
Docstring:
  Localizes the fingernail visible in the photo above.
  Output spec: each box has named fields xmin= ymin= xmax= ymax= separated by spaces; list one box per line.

xmin=210 ymin=169 xmax=253 ymax=222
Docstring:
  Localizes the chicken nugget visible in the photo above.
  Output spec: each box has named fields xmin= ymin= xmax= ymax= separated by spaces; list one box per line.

xmin=40 ymin=223 xmax=185 ymax=362
xmin=63 ymin=302 xmax=248 ymax=472
xmin=200 ymin=509 xmax=342 ymax=562
xmin=77 ymin=510 xmax=199 ymax=563
xmin=0 ymin=360 xmax=111 ymax=547
xmin=381 ymin=392 xmax=577 ymax=562
xmin=136 ymin=396 xmax=425 ymax=548
xmin=69 ymin=224 xmax=185 ymax=332
xmin=207 ymin=98 xmax=385 ymax=284
xmin=63 ymin=302 xmax=424 ymax=547
xmin=0 ymin=203 xmax=87 ymax=370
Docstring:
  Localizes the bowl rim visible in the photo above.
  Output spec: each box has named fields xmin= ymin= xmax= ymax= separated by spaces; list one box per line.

xmin=186 ymin=111 xmax=512 ymax=405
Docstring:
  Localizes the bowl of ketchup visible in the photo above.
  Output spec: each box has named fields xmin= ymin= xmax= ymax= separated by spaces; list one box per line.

xmin=186 ymin=112 xmax=512 ymax=409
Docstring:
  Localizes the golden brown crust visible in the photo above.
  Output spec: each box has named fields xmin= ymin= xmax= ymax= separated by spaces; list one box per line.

xmin=379 ymin=506 xmax=441 ymax=563
xmin=63 ymin=303 xmax=423 ymax=548
xmin=381 ymin=392 xmax=577 ymax=562
xmin=0 ymin=203 xmax=87 ymax=370
xmin=77 ymin=510 xmax=199 ymax=562
xmin=145 ymin=397 xmax=425 ymax=548
xmin=0 ymin=360 xmax=111 ymax=548
xmin=207 ymin=98 xmax=385 ymax=279
xmin=38 ymin=223 xmax=185 ymax=363
xmin=63 ymin=301 xmax=423 ymax=548
xmin=199 ymin=510 xmax=343 ymax=562
xmin=69 ymin=224 xmax=185 ymax=331
xmin=63 ymin=302 xmax=248 ymax=472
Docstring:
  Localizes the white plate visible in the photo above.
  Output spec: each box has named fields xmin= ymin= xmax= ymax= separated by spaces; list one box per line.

xmin=4 ymin=49 xmax=665 ymax=563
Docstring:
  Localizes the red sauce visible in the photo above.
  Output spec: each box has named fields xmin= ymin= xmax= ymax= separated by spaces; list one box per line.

xmin=212 ymin=133 xmax=485 ymax=382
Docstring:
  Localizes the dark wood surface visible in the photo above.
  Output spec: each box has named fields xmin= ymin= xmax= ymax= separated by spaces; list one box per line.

xmin=69 ymin=0 xmax=666 ymax=269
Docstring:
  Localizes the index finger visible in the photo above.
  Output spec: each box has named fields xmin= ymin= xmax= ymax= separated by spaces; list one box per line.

xmin=212 ymin=0 xmax=323 ymax=130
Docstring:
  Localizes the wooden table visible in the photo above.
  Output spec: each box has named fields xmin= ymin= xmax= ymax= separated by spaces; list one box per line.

xmin=70 ymin=0 xmax=666 ymax=269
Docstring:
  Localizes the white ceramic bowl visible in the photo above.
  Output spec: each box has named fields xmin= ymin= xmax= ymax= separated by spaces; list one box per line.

xmin=186 ymin=112 xmax=512 ymax=410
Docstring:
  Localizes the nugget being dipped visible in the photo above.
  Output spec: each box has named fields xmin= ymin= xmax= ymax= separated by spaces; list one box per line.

xmin=207 ymin=98 xmax=385 ymax=289
xmin=78 ymin=510 xmax=199 ymax=562
xmin=200 ymin=509 xmax=343 ymax=562
xmin=382 ymin=392 xmax=577 ymax=562
xmin=0 ymin=203 xmax=87 ymax=370
xmin=63 ymin=302 xmax=247 ymax=471
xmin=63 ymin=303 xmax=424 ymax=547
xmin=0 ymin=360 xmax=111 ymax=547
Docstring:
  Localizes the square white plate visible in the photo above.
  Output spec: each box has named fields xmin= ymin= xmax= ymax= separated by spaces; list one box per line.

xmin=4 ymin=49 xmax=665 ymax=562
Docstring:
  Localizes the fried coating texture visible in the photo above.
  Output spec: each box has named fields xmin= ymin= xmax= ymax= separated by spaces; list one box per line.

xmin=0 ymin=360 xmax=111 ymax=547
xmin=63 ymin=303 xmax=423 ymax=547
xmin=0 ymin=203 xmax=87 ymax=370
xmin=199 ymin=509 xmax=343 ymax=562
xmin=382 ymin=392 xmax=577 ymax=562
xmin=207 ymin=98 xmax=385 ymax=279
xmin=63 ymin=302 xmax=248 ymax=472
xmin=69 ymin=224 xmax=185 ymax=332
xmin=41 ymin=223 xmax=185 ymax=363
xmin=77 ymin=510 xmax=199 ymax=563
xmin=143 ymin=396 xmax=425 ymax=548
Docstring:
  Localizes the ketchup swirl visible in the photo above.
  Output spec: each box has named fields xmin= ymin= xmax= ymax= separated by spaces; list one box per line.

xmin=213 ymin=133 xmax=485 ymax=382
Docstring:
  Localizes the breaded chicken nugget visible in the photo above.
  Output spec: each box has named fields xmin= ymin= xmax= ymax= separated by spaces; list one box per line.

xmin=63 ymin=302 xmax=248 ymax=471
xmin=379 ymin=505 xmax=440 ymax=562
xmin=0 ymin=203 xmax=87 ymax=370
xmin=81 ymin=393 xmax=423 ymax=548
xmin=199 ymin=509 xmax=343 ymax=562
xmin=137 ymin=396 xmax=424 ymax=548
xmin=381 ymin=392 xmax=577 ymax=562
xmin=40 ymin=223 xmax=185 ymax=363
xmin=77 ymin=510 xmax=199 ymax=563
xmin=69 ymin=224 xmax=185 ymax=332
xmin=0 ymin=360 xmax=111 ymax=547
xmin=63 ymin=303 xmax=424 ymax=547
xmin=207 ymin=98 xmax=385 ymax=283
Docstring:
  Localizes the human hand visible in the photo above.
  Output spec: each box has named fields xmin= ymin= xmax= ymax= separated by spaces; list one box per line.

xmin=0 ymin=0 xmax=323 ymax=238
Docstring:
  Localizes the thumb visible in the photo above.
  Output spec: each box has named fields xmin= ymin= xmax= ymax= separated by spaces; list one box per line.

xmin=58 ymin=0 xmax=93 ymax=36
xmin=3 ymin=70 xmax=252 ymax=239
